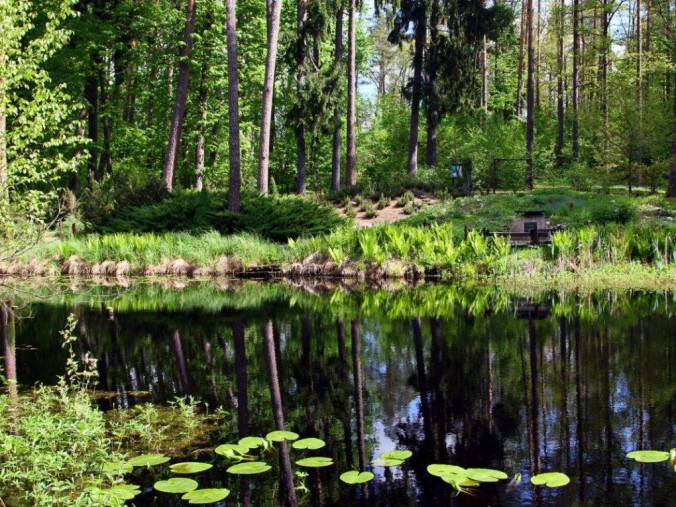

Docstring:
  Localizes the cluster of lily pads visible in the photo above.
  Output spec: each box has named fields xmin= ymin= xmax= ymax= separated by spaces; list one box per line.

xmin=91 ymin=433 xmax=675 ymax=506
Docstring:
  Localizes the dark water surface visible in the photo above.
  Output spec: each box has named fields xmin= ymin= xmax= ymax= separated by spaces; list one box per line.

xmin=3 ymin=282 xmax=676 ymax=506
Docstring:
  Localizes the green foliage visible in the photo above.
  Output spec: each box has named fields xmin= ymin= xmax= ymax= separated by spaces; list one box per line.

xmin=94 ymin=191 xmax=346 ymax=241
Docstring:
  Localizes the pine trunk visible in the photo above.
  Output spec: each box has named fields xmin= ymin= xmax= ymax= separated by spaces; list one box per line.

xmin=572 ymin=0 xmax=580 ymax=161
xmin=516 ymin=0 xmax=526 ymax=116
xmin=195 ymin=66 xmax=208 ymax=191
xmin=346 ymin=0 xmax=357 ymax=187
xmin=667 ymin=67 xmax=676 ymax=197
xmin=331 ymin=7 xmax=343 ymax=192
xmin=296 ymin=0 xmax=308 ymax=195
xmin=258 ymin=0 xmax=282 ymax=194
xmin=425 ymin=0 xmax=440 ymax=167
xmin=526 ymin=0 xmax=535 ymax=188
xmin=556 ymin=0 xmax=565 ymax=166
xmin=226 ymin=0 xmax=242 ymax=211
xmin=407 ymin=2 xmax=426 ymax=175
xmin=84 ymin=75 xmax=99 ymax=180
xmin=162 ymin=0 xmax=197 ymax=192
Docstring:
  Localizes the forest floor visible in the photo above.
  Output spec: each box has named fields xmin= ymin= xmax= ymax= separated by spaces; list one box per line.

xmin=335 ymin=188 xmax=437 ymax=227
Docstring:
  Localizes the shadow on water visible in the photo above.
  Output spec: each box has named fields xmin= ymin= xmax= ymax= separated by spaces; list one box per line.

xmin=3 ymin=281 xmax=676 ymax=506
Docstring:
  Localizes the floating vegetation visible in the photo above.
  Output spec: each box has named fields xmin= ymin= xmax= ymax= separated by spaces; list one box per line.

xmin=371 ymin=457 xmax=404 ymax=467
xmin=226 ymin=461 xmax=272 ymax=475
xmin=127 ymin=453 xmax=171 ymax=467
xmin=465 ymin=468 xmax=508 ymax=483
xmin=266 ymin=430 xmax=299 ymax=442
xmin=292 ymin=437 xmax=326 ymax=450
xmin=181 ymin=488 xmax=231 ymax=504
xmin=340 ymin=471 xmax=375 ymax=484
xmin=215 ymin=443 xmax=251 ymax=461
xmin=238 ymin=436 xmax=268 ymax=449
xmin=530 ymin=472 xmax=571 ymax=488
xmin=296 ymin=457 xmax=334 ymax=468
xmin=86 ymin=484 xmax=141 ymax=506
xmin=626 ymin=450 xmax=671 ymax=463
xmin=154 ymin=478 xmax=199 ymax=494
xmin=380 ymin=450 xmax=412 ymax=461
xmin=169 ymin=462 xmax=213 ymax=474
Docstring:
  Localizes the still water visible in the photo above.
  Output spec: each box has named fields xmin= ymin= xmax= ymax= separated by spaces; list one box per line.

xmin=3 ymin=282 xmax=676 ymax=506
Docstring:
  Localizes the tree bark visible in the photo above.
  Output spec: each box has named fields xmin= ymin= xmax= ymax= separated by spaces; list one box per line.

xmin=84 ymin=75 xmax=99 ymax=180
xmin=572 ymin=0 xmax=580 ymax=161
xmin=346 ymin=0 xmax=357 ymax=187
xmin=481 ymin=35 xmax=488 ymax=111
xmin=262 ymin=321 xmax=298 ymax=507
xmin=637 ymin=0 xmax=643 ymax=186
xmin=195 ymin=65 xmax=208 ymax=191
xmin=425 ymin=0 xmax=440 ymax=167
xmin=98 ymin=70 xmax=112 ymax=177
xmin=331 ymin=7 xmax=343 ymax=192
xmin=516 ymin=0 xmax=526 ymax=116
xmin=602 ymin=0 xmax=609 ymax=153
xmin=526 ymin=0 xmax=535 ymax=189
xmin=258 ymin=0 xmax=283 ymax=194
xmin=0 ymin=69 xmax=7 ymax=204
xmin=296 ymin=0 xmax=308 ymax=195
xmin=162 ymin=0 xmax=198 ymax=192
xmin=556 ymin=0 xmax=565 ymax=166
xmin=407 ymin=2 xmax=426 ymax=175
xmin=226 ymin=0 xmax=242 ymax=211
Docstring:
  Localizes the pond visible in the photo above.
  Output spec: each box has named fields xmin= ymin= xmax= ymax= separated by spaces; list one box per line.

xmin=2 ymin=281 xmax=676 ymax=506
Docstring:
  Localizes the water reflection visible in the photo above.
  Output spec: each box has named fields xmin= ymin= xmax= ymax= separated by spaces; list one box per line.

xmin=4 ymin=284 xmax=676 ymax=506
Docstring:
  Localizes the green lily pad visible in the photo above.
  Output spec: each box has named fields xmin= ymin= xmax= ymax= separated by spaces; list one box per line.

xmin=380 ymin=450 xmax=412 ymax=461
xmin=239 ymin=436 xmax=267 ymax=449
xmin=154 ymin=478 xmax=199 ymax=494
xmin=371 ymin=457 xmax=404 ymax=467
xmin=465 ymin=468 xmax=509 ymax=482
xmin=292 ymin=438 xmax=326 ymax=450
xmin=296 ymin=456 xmax=334 ymax=468
xmin=427 ymin=464 xmax=467 ymax=477
xmin=128 ymin=453 xmax=170 ymax=467
xmin=340 ymin=470 xmax=375 ymax=484
xmin=227 ymin=461 xmax=272 ymax=475
xmin=102 ymin=461 xmax=133 ymax=475
xmin=169 ymin=462 xmax=213 ymax=474
xmin=181 ymin=488 xmax=230 ymax=504
xmin=215 ymin=443 xmax=250 ymax=461
xmin=626 ymin=450 xmax=670 ymax=463
xmin=266 ymin=430 xmax=299 ymax=442
xmin=531 ymin=472 xmax=571 ymax=487
xmin=441 ymin=475 xmax=480 ymax=488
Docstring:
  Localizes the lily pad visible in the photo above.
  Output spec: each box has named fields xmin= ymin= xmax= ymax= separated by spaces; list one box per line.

xmin=102 ymin=461 xmax=133 ymax=475
xmin=266 ymin=430 xmax=299 ymax=442
xmin=441 ymin=475 xmax=480 ymax=488
xmin=296 ymin=456 xmax=334 ymax=468
xmin=380 ymin=450 xmax=412 ymax=461
xmin=154 ymin=478 xmax=199 ymax=494
xmin=340 ymin=470 xmax=375 ymax=484
xmin=181 ymin=488 xmax=231 ymax=504
xmin=626 ymin=450 xmax=670 ymax=463
xmin=292 ymin=438 xmax=326 ymax=450
xmin=169 ymin=462 xmax=213 ymax=474
xmin=371 ymin=457 xmax=404 ymax=467
xmin=427 ymin=464 xmax=467 ymax=477
xmin=227 ymin=461 xmax=272 ymax=475
xmin=465 ymin=468 xmax=509 ymax=482
xmin=128 ymin=453 xmax=170 ymax=467
xmin=239 ymin=436 xmax=267 ymax=449
xmin=531 ymin=472 xmax=571 ymax=488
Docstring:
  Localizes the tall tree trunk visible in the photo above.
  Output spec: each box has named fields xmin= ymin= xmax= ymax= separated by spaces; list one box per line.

xmin=98 ymin=70 xmax=112 ymax=177
xmin=637 ymin=0 xmax=643 ymax=186
xmin=195 ymin=65 xmax=208 ymax=191
xmin=258 ymin=0 xmax=283 ymax=194
xmin=84 ymin=75 xmax=99 ymax=180
xmin=425 ymin=0 xmax=440 ymax=167
xmin=602 ymin=0 xmax=609 ymax=153
xmin=572 ymin=0 xmax=580 ymax=161
xmin=556 ymin=0 xmax=565 ymax=166
xmin=296 ymin=0 xmax=308 ymax=194
xmin=536 ymin=0 xmax=541 ymax=108
xmin=516 ymin=0 xmax=526 ymax=116
xmin=667 ymin=67 xmax=676 ymax=197
xmin=351 ymin=318 xmax=366 ymax=471
xmin=481 ymin=35 xmax=489 ymax=111
xmin=226 ymin=0 xmax=242 ymax=211
xmin=70 ymin=109 xmax=88 ymax=194
xmin=346 ymin=0 xmax=357 ymax=187
xmin=0 ymin=303 xmax=17 ymax=400
xmin=262 ymin=321 xmax=298 ymax=507
xmin=407 ymin=2 xmax=426 ymax=174
xmin=526 ymin=0 xmax=535 ymax=189
xmin=162 ymin=0 xmax=198 ymax=191
xmin=0 ymin=46 xmax=7 ymax=204
xmin=331 ymin=7 xmax=343 ymax=192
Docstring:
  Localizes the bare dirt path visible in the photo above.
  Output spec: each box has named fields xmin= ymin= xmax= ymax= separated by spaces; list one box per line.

xmin=335 ymin=188 xmax=437 ymax=227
